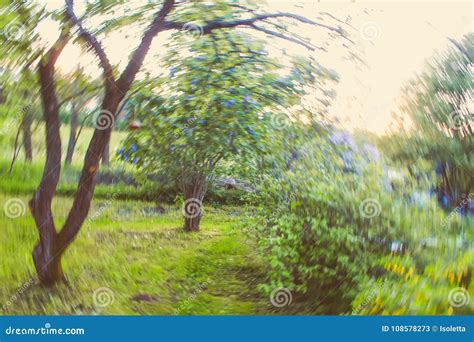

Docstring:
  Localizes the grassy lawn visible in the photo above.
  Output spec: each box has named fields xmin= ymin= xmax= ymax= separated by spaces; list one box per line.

xmin=0 ymin=123 xmax=128 ymax=169
xmin=0 ymin=122 xmax=266 ymax=315
xmin=0 ymin=193 xmax=267 ymax=315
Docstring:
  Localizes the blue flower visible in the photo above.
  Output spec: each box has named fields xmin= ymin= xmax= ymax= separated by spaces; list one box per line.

xmin=129 ymin=144 xmax=137 ymax=153
xmin=223 ymin=99 xmax=236 ymax=107
xmin=191 ymin=79 xmax=198 ymax=85
xmin=329 ymin=131 xmax=355 ymax=147
xmin=363 ymin=143 xmax=380 ymax=162
xmin=341 ymin=150 xmax=354 ymax=167
xmin=168 ymin=66 xmax=178 ymax=79
xmin=442 ymin=195 xmax=449 ymax=208
xmin=132 ymin=157 xmax=139 ymax=164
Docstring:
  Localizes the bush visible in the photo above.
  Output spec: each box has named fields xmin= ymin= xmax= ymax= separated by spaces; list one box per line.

xmin=353 ymin=250 xmax=473 ymax=315
xmin=247 ymin=128 xmax=472 ymax=314
xmin=245 ymin=132 xmax=384 ymax=313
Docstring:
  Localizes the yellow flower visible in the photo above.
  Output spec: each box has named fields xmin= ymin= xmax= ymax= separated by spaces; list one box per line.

xmin=393 ymin=308 xmax=405 ymax=315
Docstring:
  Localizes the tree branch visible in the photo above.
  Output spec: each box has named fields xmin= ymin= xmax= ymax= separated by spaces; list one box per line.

xmin=164 ymin=11 xmax=344 ymax=36
xmin=65 ymin=0 xmax=115 ymax=83
xmin=117 ymin=0 xmax=176 ymax=93
xmin=448 ymin=37 xmax=472 ymax=63
xmin=250 ymin=24 xmax=316 ymax=51
xmin=58 ymin=85 xmax=101 ymax=109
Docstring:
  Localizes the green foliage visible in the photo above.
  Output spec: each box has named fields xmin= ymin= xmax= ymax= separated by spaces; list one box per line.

xmin=121 ymin=27 xmax=316 ymax=195
xmin=383 ymin=33 xmax=473 ymax=204
xmin=245 ymin=124 xmax=472 ymax=314
xmin=353 ymin=250 xmax=473 ymax=315
xmin=244 ymin=130 xmax=378 ymax=313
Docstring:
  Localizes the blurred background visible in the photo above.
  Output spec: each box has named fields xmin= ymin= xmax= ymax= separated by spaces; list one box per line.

xmin=0 ymin=0 xmax=472 ymax=315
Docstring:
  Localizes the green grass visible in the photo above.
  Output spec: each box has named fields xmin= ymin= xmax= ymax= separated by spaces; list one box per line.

xmin=0 ymin=121 xmax=149 ymax=200
xmin=0 ymin=194 xmax=268 ymax=315
xmin=0 ymin=122 xmax=128 ymax=169
xmin=0 ymin=157 xmax=156 ymax=201
xmin=0 ymin=121 xmax=266 ymax=315
xmin=0 ymin=119 xmax=248 ymax=204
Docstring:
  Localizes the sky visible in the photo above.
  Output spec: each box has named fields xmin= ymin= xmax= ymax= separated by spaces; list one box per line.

xmin=35 ymin=0 xmax=473 ymax=134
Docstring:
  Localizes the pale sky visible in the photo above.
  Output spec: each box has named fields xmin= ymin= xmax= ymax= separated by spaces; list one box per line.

xmin=36 ymin=1 xmax=473 ymax=134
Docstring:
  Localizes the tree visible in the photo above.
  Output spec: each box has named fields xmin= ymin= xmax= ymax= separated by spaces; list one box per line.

xmin=0 ymin=2 xmax=50 ymax=167
xmin=122 ymin=29 xmax=322 ymax=231
xmin=62 ymin=67 xmax=99 ymax=166
xmin=6 ymin=0 xmax=348 ymax=284
xmin=386 ymin=33 xmax=473 ymax=207
xmin=3 ymin=71 xmax=39 ymax=170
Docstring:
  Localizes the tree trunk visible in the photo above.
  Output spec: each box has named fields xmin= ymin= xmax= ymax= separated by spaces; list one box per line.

xmin=32 ymin=235 xmax=64 ymax=285
xmin=184 ymin=215 xmax=201 ymax=232
xmin=182 ymin=175 xmax=207 ymax=232
xmin=30 ymin=57 xmax=66 ymax=286
xmin=65 ymin=102 xmax=78 ymax=165
xmin=22 ymin=111 xmax=33 ymax=162
xmin=102 ymin=140 xmax=110 ymax=166
xmin=29 ymin=0 xmax=175 ymax=285
xmin=57 ymin=91 xmax=121 ymax=249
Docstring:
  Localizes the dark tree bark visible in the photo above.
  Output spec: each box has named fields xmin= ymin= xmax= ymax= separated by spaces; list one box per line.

xmin=55 ymin=0 xmax=176 ymax=256
xmin=22 ymin=111 xmax=33 ymax=162
xmin=101 ymin=140 xmax=110 ymax=166
xmin=182 ymin=174 xmax=207 ymax=232
xmin=30 ymin=32 xmax=69 ymax=285
xmin=184 ymin=215 xmax=201 ymax=232
xmin=65 ymin=101 xmax=78 ymax=165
